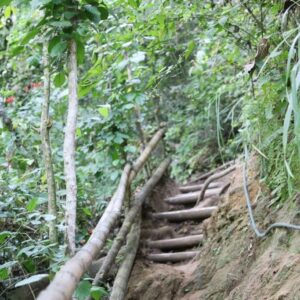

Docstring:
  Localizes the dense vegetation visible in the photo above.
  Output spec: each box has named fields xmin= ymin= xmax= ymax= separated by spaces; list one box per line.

xmin=1 ymin=0 xmax=300 ymax=298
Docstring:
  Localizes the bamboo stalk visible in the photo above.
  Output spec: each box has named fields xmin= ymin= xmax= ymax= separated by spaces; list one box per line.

xmin=146 ymin=234 xmax=204 ymax=250
xmin=152 ymin=206 xmax=217 ymax=222
xmin=147 ymin=251 xmax=198 ymax=263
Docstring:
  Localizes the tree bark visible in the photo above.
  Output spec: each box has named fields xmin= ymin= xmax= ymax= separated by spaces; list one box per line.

xmin=37 ymin=165 xmax=131 ymax=300
xmin=146 ymin=234 xmax=204 ymax=250
xmin=64 ymin=39 xmax=78 ymax=256
xmin=41 ymin=42 xmax=57 ymax=244
xmin=147 ymin=251 xmax=198 ymax=263
xmin=152 ymin=206 xmax=217 ymax=222
xmin=91 ymin=158 xmax=171 ymax=287
xmin=195 ymin=165 xmax=235 ymax=206
xmin=110 ymin=215 xmax=141 ymax=300
xmin=165 ymin=188 xmax=222 ymax=205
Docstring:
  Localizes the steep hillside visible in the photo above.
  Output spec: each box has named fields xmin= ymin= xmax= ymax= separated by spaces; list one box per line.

xmin=127 ymin=158 xmax=300 ymax=300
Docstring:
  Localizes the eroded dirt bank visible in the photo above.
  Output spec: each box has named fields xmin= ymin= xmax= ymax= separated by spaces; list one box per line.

xmin=126 ymin=160 xmax=300 ymax=300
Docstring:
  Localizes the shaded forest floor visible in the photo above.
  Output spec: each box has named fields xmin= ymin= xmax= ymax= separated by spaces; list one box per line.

xmin=126 ymin=158 xmax=300 ymax=300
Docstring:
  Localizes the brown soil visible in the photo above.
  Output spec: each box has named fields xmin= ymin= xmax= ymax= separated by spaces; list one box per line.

xmin=126 ymin=160 xmax=300 ymax=300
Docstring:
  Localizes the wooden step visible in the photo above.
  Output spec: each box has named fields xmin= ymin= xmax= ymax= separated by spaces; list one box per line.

xmin=147 ymin=251 xmax=198 ymax=263
xmin=165 ymin=188 xmax=221 ymax=205
xmin=179 ymin=182 xmax=222 ymax=193
xmin=146 ymin=234 xmax=204 ymax=250
xmin=152 ymin=206 xmax=217 ymax=222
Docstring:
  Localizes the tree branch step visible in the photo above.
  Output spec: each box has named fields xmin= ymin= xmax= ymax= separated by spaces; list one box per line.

xmin=165 ymin=188 xmax=221 ymax=205
xmin=147 ymin=251 xmax=198 ymax=263
xmin=179 ymin=182 xmax=222 ymax=193
xmin=152 ymin=206 xmax=217 ymax=221
xmin=146 ymin=234 xmax=204 ymax=250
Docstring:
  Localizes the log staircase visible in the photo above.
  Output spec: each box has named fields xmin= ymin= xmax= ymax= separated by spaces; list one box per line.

xmin=144 ymin=180 xmax=227 ymax=264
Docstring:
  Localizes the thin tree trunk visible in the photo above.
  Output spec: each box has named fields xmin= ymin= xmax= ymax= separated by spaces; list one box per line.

xmin=64 ymin=39 xmax=78 ymax=256
xmin=110 ymin=215 xmax=141 ymax=300
xmin=90 ymin=158 xmax=171 ymax=287
xmin=41 ymin=42 xmax=57 ymax=244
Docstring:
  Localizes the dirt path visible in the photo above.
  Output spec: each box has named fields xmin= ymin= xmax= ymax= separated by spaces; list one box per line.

xmin=126 ymin=174 xmax=229 ymax=300
xmin=126 ymin=160 xmax=300 ymax=300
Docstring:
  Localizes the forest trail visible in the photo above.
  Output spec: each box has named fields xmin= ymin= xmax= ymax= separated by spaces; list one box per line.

xmin=126 ymin=160 xmax=300 ymax=300
xmin=126 ymin=168 xmax=232 ymax=300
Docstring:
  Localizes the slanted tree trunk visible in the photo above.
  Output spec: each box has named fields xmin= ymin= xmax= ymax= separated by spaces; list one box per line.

xmin=41 ymin=42 xmax=57 ymax=244
xmin=91 ymin=158 xmax=171 ymax=287
xmin=110 ymin=215 xmax=141 ymax=300
xmin=64 ymin=39 xmax=78 ymax=255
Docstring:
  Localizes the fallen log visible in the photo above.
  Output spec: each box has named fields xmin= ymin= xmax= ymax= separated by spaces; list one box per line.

xmin=165 ymin=188 xmax=221 ymax=205
xmin=147 ymin=251 xmax=198 ymax=263
xmin=90 ymin=159 xmax=171 ymax=288
xmin=179 ymin=182 xmax=222 ymax=193
xmin=37 ymin=164 xmax=131 ymax=300
xmin=37 ymin=129 xmax=167 ymax=300
xmin=146 ymin=234 xmax=204 ymax=250
xmin=110 ymin=217 xmax=141 ymax=300
xmin=195 ymin=165 xmax=236 ymax=206
xmin=152 ymin=206 xmax=217 ymax=222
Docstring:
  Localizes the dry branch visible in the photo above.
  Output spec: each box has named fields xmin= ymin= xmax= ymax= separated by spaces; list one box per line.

xmin=195 ymin=165 xmax=236 ymax=206
xmin=110 ymin=216 xmax=141 ymax=300
xmin=128 ymin=127 xmax=166 ymax=183
xmin=147 ymin=251 xmax=198 ymax=263
xmin=37 ymin=165 xmax=131 ymax=300
xmin=91 ymin=158 xmax=171 ymax=287
xmin=190 ymin=160 xmax=234 ymax=183
xmin=179 ymin=182 xmax=222 ymax=193
xmin=146 ymin=234 xmax=203 ymax=250
xmin=152 ymin=206 xmax=217 ymax=222
xmin=165 ymin=188 xmax=221 ymax=205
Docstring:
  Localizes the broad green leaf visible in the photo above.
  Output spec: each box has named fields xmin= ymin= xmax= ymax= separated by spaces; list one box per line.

xmin=0 ymin=231 xmax=13 ymax=243
xmin=49 ymin=36 xmax=67 ymax=57
xmin=26 ymin=198 xmax=38 ymax=212
xmin=76 ymin=40 xmax=85 ymax=65
xmin=98 ymin=105 xmax=110 ymax=118
xmin=49 ymin=20 xmax=73 ymax=28
xmin=15 ymin=274 xmax=48 ymax=288
xmin=83 ymin=207 xmax=92 ymax=217
xmin=0 ymin=261 xmax=16 ymax=279
xmin=75 ymin=280 xmax=91 ymax=300
xmin=21 ymin=28 xmax=40 ymax=45
xmin=90 ymin=286 xmax=108 ymax=300
xmin=54 ymin=72 xmax=66 ymax=87
xmin=185 ymin=41 xmax=196 ymax=59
